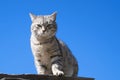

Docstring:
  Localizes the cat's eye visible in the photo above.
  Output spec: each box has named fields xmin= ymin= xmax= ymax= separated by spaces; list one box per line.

xmin=37 ymin=24 xmax=42 ymax=28
xmin=46 ymin=24 xmax=53 ymax=28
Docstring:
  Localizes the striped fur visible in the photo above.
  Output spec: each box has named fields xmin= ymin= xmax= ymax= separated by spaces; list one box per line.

xmin=30 ymin=12 xmax=78 ymax=77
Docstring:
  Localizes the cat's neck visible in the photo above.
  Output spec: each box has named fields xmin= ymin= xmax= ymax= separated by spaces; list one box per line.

xmin=39 ymin=37 xmax=55 ymax=45
xmin=31 ymin=35 xmax=55 ymax=45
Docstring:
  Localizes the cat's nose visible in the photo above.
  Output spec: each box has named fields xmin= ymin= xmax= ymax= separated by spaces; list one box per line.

xmin=42 ymin=27 xmax=46 ymax=32
xmin=43 ymin=30 xmax=46 ymax=33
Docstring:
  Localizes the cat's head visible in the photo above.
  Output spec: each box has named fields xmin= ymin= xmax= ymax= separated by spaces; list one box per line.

xmin=30 ymin=12 xmax=57 ymax=40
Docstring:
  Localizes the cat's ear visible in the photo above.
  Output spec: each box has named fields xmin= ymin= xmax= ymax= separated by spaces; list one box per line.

xmin=50 ymin=12 xmax=57 ymax=21
xmin=29 ymin=13 xmax=36 ymax=21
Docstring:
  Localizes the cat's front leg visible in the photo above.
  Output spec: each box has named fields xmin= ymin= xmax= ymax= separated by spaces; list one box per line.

xmin=52 ymin=64 xmax=64 ymax=76
xmin=51 ymin=58 xmax=64 ymax=76
xmin=35 ymin=60 xmax=47 ymax=74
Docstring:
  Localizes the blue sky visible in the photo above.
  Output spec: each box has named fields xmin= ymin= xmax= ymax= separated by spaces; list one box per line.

xmin=0 ymin=0 xmax=120 ymax=80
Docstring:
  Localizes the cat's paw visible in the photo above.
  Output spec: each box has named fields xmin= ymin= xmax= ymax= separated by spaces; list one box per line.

xmin=53 ymin=70 xmax=64 ymax=76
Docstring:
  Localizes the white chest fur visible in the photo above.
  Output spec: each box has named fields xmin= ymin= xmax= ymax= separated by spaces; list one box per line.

xmin=30 ymin=36 xmax=57 ymax=65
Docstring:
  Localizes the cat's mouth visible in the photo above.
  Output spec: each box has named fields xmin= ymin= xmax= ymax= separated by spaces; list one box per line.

xmin=42 ymin=31 xmax=47 ymax=34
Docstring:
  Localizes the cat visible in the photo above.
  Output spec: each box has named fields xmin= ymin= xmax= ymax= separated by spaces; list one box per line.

xmin=29 ymin=12 xmax=78 ymax=77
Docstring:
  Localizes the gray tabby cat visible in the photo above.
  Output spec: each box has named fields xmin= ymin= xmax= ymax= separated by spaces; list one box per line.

xmin=29 ymin=12 xmax=78 ymax=77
